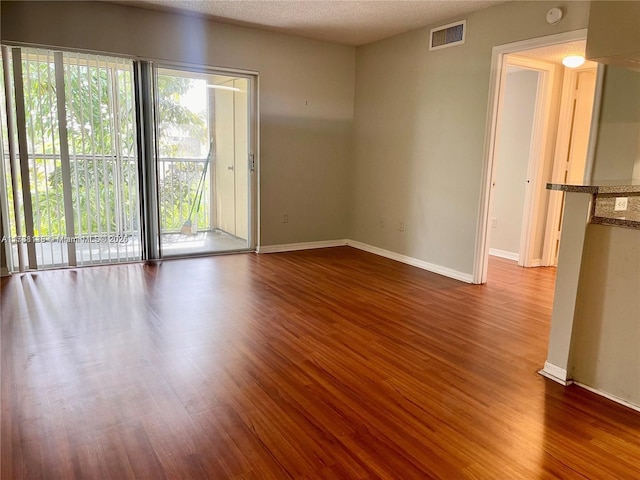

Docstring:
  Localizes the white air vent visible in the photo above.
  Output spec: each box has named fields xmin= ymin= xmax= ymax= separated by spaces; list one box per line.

xmin=429 ymin=20 xmax=466 ymax=51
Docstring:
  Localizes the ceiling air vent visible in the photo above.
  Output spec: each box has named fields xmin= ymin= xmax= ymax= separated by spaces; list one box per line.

xmin=429 ymin=20 xmax=466 ymax=51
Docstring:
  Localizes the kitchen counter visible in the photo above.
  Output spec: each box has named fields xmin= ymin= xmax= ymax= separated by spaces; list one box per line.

xmin=547 ymin=181 xmax=640 ymax=229
xmin=543 ymin=182 xmax=640 ymax=411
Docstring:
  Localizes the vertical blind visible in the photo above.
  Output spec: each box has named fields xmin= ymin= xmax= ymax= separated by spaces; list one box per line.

xmin=0 ymin=46 xmax=141 ymax=271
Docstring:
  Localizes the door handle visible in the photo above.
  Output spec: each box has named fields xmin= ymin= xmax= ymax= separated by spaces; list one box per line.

xmin=227 ymin=165 xmax=234 ymax=171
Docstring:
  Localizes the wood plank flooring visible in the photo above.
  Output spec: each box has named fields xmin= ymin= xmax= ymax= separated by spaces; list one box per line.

xmin=2 ymin=247 xmax=639 ymax=479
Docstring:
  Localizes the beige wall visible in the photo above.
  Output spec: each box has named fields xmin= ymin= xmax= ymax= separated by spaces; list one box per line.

xmin=569 ymin=224 xmax=640 ymax=407
xmin=545 ymin=192 xmax=592 ymax=374
xmin=592 ymin=66 xmax=640 ymax=182
xmin=0 ymin=1 xmax=356 ymax=247
xmin=586 ymin=0 xmax=640 ymax=68
xmin=351 ymin=1 xmax=590 ymax=276
xmin=635 ymin=132 xmax=640 ymax=180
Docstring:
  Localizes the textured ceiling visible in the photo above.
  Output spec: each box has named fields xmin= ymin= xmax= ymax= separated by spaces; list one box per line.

xmin=516 ymin=40 xmax=597 ymax=67
xmin=117 ymin=0 xmax=509 ymax=46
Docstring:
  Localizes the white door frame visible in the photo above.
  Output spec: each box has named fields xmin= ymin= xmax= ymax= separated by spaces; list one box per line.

xmin=473 ymin=29 xmax=591 ymax=284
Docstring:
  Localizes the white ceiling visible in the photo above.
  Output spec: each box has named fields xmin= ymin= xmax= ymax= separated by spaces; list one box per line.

xmin=119 ymin=0 xmax=510 ymax=46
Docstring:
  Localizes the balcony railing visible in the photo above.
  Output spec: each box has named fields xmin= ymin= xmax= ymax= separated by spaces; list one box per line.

xmin=157 ymin=155 xmax=211 ymax=233
xmin=4 ymin=152 xmax=212 ymax=270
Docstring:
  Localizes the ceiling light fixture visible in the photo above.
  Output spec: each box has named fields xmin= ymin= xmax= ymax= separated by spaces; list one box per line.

xmin=206 ymin=84 xmax=241 ymax=92
xmin=562 ymin=55 xmax=585 ymax=68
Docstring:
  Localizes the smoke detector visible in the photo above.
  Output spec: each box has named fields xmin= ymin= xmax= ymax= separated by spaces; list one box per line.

xmin=546 ymin=8 xmax=563 ymax=25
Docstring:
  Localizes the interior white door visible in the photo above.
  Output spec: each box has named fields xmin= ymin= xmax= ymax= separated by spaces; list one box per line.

xmin=545 ymin=67 xmax=597 ymax=266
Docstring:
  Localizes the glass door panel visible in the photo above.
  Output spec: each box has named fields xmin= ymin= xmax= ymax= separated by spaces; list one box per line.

xmin=0 ymin=46 xmax=141 ymax=271
xmin=155 ymin=67 xmax=252 ymax=256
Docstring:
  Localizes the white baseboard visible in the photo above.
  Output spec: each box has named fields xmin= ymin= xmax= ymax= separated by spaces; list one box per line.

xmin=489 ymin=248 xmax=519 ymax=261
xmin=538 ymin=365 xmax=640 ymax=413
xmin=539 ymin=361 xmax=572 ymax=386
xmin=347 ymin=240 xmax=473 ymax=283
xmin=257 ymin=239 xmax=348 ymax=254
xmin=572 ymin=381 xmax=640 ymax=414
xmin=257 ymin=239 xmax=473 ymax=283
xmin=530 ymin=259 xmax=542 ymax=267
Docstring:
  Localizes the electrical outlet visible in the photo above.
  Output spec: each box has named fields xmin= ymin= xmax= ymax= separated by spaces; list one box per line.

xmin=614 ymin=197 xmax=628 ymax=211
xmin=379 ymin=217 xmax=385 ymax=228
xmin=282 ymin=213 xmax=289 ymax=223
xmin=491 ymin=217 xmax=497 ymax=228
xmin=399 ymin=220 xmax=405 ymax=231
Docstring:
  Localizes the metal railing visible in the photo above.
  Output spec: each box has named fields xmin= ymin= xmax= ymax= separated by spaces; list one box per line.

xmin=4 ymin=151 xmax=211 ymax=269
xmin=5 ymin=152 xmax=142 ymax=268
xmin=1 ymin=45 xmax=215 ymax=271
xmin=156 ymin=155 xmax=211 ymax=233
xmin=9 ymin=152 xmax=211 ymax=235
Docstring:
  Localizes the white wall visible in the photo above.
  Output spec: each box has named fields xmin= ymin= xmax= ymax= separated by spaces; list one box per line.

xmin=351 ymin=1 xmax=591 ymax=277
xmin=490 ymin=67 xmax=539 ymax=258
xmin=0 ymin=1 xmax=356 ymax=247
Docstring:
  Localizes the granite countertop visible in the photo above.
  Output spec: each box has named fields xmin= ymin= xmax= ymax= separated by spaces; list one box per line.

xmin=591 ymin=216 xmax=640 ymax=229
xmin=546 ymin=180 xmax=640 ymax=230
xmin=546 ymin=179 xmax=640 ymax=194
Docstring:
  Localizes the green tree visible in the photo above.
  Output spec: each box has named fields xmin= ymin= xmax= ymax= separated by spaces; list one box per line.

xmin=1 ymin=50 xmax=210 ymax=238
xmin=155 ymin=73 xmax=209 ymax=231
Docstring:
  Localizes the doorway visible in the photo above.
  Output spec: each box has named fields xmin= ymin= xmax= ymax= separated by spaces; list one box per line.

xmin=474 ymin=30 xmax=601 ymax=284
xmin=488 ymin=58 xmax=552 ymax=267
xmin=154 ymin=67 xmax=256 ymax=257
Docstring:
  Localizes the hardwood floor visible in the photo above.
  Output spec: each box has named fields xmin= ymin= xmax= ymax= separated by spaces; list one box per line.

xmin=2 ymin=247 xmax=639 ymax=479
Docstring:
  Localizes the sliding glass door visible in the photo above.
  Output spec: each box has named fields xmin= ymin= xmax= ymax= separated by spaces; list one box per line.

xmin=1 ymin=46 xmax=257 ymax=271
xmin=155 ymin=67 xmax=254 ymax=257
xmin=1 ymin=46 xmax=141 ymax=271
